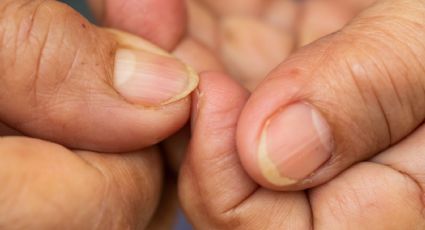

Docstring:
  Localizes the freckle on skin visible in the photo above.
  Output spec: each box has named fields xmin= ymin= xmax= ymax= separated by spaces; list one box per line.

xmin=81 ymin=23 xmax=86 ymax=29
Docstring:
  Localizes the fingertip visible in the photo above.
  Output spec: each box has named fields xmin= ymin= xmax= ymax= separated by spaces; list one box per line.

xmin=181 ymin=72 xmax=257 ymax=220
xmin=196 ymin=71 xmax=250 ymax=104
xmin=237 ymin=75 xmax=307 ymax=190
xmin=192 ymin=71 xmax=249 ymax=130
xmin=0 ymin=0 xmax=193 ymax=153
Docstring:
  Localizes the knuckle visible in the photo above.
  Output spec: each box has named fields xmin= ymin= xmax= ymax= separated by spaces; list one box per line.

xmin=346 ymin=35 xmax=424 ymax=143
xmin=199 ymin=202 xmax=245 ymax=230
xmin=0 ymin=0 xmax=93 ymax=93
xmin=0 ymin=1 xmax=59 ymax=93
xmin=0 ymin=0 xmax=115 ymax=133
xmin=304 ymin=24 xmax=425 ymax=158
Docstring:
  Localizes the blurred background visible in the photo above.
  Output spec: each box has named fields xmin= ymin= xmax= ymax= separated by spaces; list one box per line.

xmin=59 ymin=1 xmax=192 ymax=229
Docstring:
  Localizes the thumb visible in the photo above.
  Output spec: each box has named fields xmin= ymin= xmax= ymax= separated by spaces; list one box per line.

xmin=237 ymin=0 xmax=425 ymax=190
xmin=0 ymin=0 xmax=198 ymax=152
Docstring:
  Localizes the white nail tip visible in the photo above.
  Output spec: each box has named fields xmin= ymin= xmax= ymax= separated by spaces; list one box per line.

xmin=258 ymin=120 xmax=297 ymax=186
xmin=160 ymin=64 xmax=199 ymax=105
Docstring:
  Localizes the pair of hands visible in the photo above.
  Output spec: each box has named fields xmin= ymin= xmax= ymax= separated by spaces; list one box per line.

xmin=1 ymin=0 xmax=425 ymax=229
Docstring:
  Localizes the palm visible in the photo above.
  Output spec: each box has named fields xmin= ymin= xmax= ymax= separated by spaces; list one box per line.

xmin=178 ymin=0 xmax=363 ymax=90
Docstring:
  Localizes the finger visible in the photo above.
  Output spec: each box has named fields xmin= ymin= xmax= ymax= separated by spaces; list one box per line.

xmin=312 ymin=118 xmax=425 ymax=229
xmin=373 ymin=124 xmax=425 ymax=196
xmin=310 ymin=127 xmax=425 ymax=230
xmin=179 ymin=72 xmax=311 ymax=229
xmin=0 ymin=137 xmax=162 ymax=229
xmin=87 ymin=0 xmax=186 ymax=50
xmin=0 ymin=0 xmax=198 ymax=152
xmin=237 ymin=0 xmax=425 ymax=190
xmin=218 ymin=16 xmax=294 ymax=91
xmin=163 ymin=37 xmax=225 ymax=171
xmin=179 ymin=72 xmax=255 ymax=219
xmin=310 ymin=161 xmax=425 ymax=229
xmin=173 ymin=38 xmax=225 ymax=73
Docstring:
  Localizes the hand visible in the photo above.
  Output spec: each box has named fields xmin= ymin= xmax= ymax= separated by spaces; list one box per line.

xmin=180 ymin=72 xmax=425 ymax=229
xmin=0 ymin=0 xmax=196 ymax=228
xmin=180 ymin=0 xmax=425 ymax=228
xmin=236 ymin=0 xmax=425 ymax=191
xmin=0 ymin=0 xmax=198 ymax=152
xmin=159 ymin=0 xmax=367 ymax=167
xmin=0 ymin=137 xmax=163 ymax=229
xmin=182 ymin=0 xmax=368 ymax=90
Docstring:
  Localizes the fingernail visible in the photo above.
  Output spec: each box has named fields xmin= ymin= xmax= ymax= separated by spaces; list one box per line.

xmin=106 ymin=29 xmax=198 ymax=106
xmin=258 ymin=102 xmax=333 ymax=186
xmin=114 ymin=48 xmax=198 ymax=106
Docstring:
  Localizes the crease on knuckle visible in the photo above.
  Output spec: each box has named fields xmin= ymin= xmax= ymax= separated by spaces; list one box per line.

xmin=373 ymin=161 xmax=425 ymax=220
xmin=186 ymin=156 xmax=244 ymax=229
xmin=75 ymin=155 xmax=114 ymax=229
xmin=340 ymin=22 xmax=425 ymax=146
xmin=0 ymin=0 xmax=55 ymax=102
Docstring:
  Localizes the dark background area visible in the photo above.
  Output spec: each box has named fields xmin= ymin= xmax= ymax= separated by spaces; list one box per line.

xmin=59 ymin=1 xmax=192 ymax=229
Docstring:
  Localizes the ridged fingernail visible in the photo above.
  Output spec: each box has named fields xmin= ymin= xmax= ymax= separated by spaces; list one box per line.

xmin=258 ymin=102 xmax=333 ymax=186
xmin=108 ymin=29 xmax=198 ymax=106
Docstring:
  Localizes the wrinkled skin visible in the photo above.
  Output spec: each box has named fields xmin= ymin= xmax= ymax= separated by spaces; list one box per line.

xmin=2 ymin=0 xmax=425 ymax=229
xmin=176 ymin=0 xmax=425 ymax=229
xmin=163 ymin=0 xmax=359 ymax=162
xmin=180 ymin=71 xmax=425 ymax=230
xmin=0 ymin=0 xmax=189 ymax=228
xmin=0 ymin=0 xmax=220 ymax=228
xmin=0 ymin=137 xmax=163 ymax=229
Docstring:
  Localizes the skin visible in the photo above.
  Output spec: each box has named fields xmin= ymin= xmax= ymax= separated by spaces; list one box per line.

xmin=178 ymin=0 xmax=425 ymax=229
xmin=237 ymin=0 xmax=425 ymax=190
xmin=0 ymin=0 xmax=190 ymax=228
xmin=0 ymin=0 xmax=223 ymax=228
xmin=87 ymin=0 xmax=187 ymax=50
xmin=1 ymin=0 xmax=425 ymax=229
xmin=180 ymin=72 xmax=425 ymax=229
xmin=0 ymin=137 xmax=162 ymax=229
xmin=0 ymin=0 xmax=194 ymax=152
